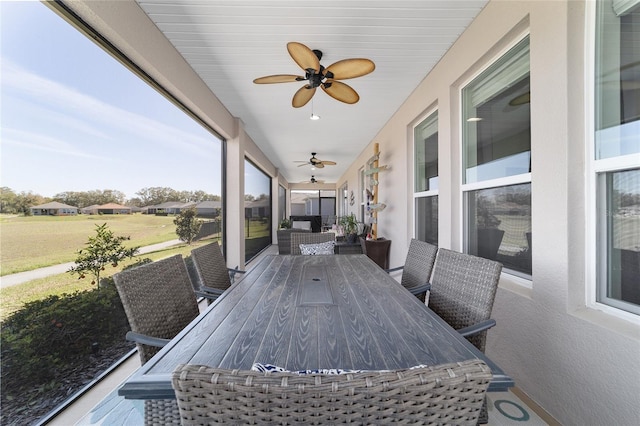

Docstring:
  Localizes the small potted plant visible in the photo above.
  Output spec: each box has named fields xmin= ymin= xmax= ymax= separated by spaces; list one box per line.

xmin=279 ymin=218 xmax=291 ymax=229
xmin=339 ymin=214 xmax=359 ymax=243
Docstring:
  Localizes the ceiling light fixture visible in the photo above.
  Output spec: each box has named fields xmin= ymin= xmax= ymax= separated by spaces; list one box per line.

xmin=310 ymin=99 xmax=320 ymax=120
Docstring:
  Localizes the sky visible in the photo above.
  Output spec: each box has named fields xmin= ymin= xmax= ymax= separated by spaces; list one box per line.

xmin=0 ymin=1 xmax=232 ymax=200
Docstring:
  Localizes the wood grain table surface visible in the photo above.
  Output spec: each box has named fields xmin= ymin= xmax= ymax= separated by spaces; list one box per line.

xmin=119 ymin=254 xmax=513 ymax=400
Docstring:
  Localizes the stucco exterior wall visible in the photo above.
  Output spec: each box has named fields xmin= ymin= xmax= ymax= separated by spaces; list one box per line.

xmin=337 ymin=1 xmax=640 ymax=424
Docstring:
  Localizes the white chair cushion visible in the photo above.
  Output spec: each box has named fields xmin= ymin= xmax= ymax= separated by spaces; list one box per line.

xmin=299 ymin=241 xmax=335 ymax=255
xmin=252 ymin=363 xmax=362 ymax=375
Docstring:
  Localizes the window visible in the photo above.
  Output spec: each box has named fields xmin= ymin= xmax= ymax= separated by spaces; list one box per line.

xmin=278 ymin=185 xmax=286 ymax=225
xmin=594 ymin=0 xmax=640 ymax=315
xmin=462 ymin=36 xmax=531 ymax=278
xmin=339 ymin=182 xmax=348 ymax=218
xmin=290 ymin=189 xmax=336 ymax=229
xmin=244 ymin=159 xmax=271 ymax=262
xmin=414 ymin=111 xmax=438 ymax=244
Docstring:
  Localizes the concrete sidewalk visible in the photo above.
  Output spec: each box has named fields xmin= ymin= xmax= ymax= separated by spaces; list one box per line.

xmin=0 ymin=239 xmax=183 ymax=289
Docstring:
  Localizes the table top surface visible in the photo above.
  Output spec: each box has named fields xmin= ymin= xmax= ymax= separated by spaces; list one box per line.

xmin=119 ymin=254 xmax=513 ymax=400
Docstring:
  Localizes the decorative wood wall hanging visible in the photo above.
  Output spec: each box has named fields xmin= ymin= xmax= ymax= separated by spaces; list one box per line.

xmin=364 ymin=142 xmax=389 ymax=239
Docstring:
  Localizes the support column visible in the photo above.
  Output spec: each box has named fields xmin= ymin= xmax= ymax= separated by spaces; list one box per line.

xmin=225 ymin=119 xmax=245 ymax=269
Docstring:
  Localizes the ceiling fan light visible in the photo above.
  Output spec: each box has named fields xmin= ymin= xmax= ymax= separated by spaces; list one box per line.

xmin=310 ymin=113 xmax=321 ymax=120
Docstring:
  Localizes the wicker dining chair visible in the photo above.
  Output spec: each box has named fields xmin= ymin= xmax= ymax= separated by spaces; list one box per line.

xmin=113 ymin=254 xmax=201 ymax=364
xmin=427 ymin=248 xmax=502 ymax=425
xmin=171 ymin=359 xmax=492 ymax=425
xmin=427 ymin=248 xmax=502 ymax=353
xmin=190 ymin=242 xmax=245 ymax=303
xmin=386 ymin=238 xmax=437 ymax=301
xmin=277 ymin=228 xmax=311 ymax=254
xmin=113 ymin=254 xmax=202 ymax=425
xmin=290 ymin=232 xmax=336 ymax=255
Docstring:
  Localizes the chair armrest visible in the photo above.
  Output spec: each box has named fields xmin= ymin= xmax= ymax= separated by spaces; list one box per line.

xmin=228 ymin=266 xmax=246 ymax=283
xmin=195 ymin=286 xmax=224 ymax=301
xmin=125 ymin=331 xmax=170 ymax=348
xmin=198 ymin=285 xmax=224 ymax=296
xmin=384 ymin=266 xmax=404 ymax=274
xmin=458 ymin=319 xmax=496 ymax=337
xmin=408 ymin=283 xmax=431 ymax=295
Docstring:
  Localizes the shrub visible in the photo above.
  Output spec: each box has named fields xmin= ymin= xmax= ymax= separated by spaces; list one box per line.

xmin=0 ymin=278 xmax=130 ymax=399
xmin=174 ymin=207 xmax=202 ymax=245
xmin=68 ymin=223 xmax=139 ymax=288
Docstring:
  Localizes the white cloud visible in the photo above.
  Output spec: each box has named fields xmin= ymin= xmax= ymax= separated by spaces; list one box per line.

xmin=2 ymin=128 xmax=104 ymax=160
xmin=1 ymin=60 xmax=217 ymax=157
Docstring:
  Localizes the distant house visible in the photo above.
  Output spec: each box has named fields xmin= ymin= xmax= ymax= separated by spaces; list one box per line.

xmin=81 ymin=204 xmax=101 ymax=215
xmin=145 ymin=201 xmax=197 ymax=215
xmin=245 ymin=199 xmax=270 ymax=219
xmin=195 ymin=200 xmax=221 ymax=217
xmin=93 ymin=203 xmax=132 ymax=215
xmin=30 ymin=201 xmax=78 ymax=216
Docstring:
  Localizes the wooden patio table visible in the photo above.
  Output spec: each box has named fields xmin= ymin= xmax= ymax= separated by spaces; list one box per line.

xmin=118 ymin=254 xmax=513 ymax=400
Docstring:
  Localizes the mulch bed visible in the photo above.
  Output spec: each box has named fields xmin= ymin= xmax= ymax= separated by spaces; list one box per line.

xmin=0 ymin=341 xmax=135 ymax=426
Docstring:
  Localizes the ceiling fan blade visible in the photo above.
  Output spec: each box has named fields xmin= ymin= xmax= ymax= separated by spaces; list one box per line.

xmin=253 ymin=74 xmax=302 ymax=84
xmin=315 ymin=163 xmax=325 ymax=168
xmin=292 ymin=85 xmax=316 ymax=108
xmin=298 ymin=163 xmax=311 ymax=167
xmin=287 ymin=42 xmax=320 ymax=72
xmin=325 ymin=58 xmax=375 ymax=80
xmin=319 ymin=160 xmax=336 ymax=166
xmin=322 ymin=81 xmax=360 ymax=104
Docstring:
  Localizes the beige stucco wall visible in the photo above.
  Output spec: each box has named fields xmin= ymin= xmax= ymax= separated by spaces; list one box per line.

xmin=337 ymin=1 xmax=640 ymax=424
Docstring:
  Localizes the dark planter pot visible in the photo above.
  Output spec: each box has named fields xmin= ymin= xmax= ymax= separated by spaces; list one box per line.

xmin=346 ymin=233 xmax=358 ymax=244
xmin=476 ymin=228 xmax=505 ymax=260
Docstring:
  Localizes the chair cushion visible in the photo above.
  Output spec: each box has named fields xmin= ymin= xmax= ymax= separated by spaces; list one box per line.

xmin=252 ymin=363 xmax=362 ymax=375
xmin=299 ymin=241 xmax=335 ymax=255
xmin=251 ymin=363 xmax=430 ymax=375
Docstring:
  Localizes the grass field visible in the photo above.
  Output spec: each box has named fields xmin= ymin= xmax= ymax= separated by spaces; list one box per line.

xmin=0 ymin=214 xmax=179 ymax=276
xmin=0 ymin=238 xmax=218 ymax=321
xmin=0 ymin=213 xmax=276 ymax=321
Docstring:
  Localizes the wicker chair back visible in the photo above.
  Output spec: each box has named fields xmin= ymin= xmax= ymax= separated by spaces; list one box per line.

xmin=290 ymin=232 xmax=335 ymax=255
xmin=171 ymin=360 xmax=492 ymax=425
xmin=428 ymin=248 xmax=502 ymax=352
xmin=190 ymin=242 xmax=232 ymax=292
xmin=113 ymin=254 xmax=200 ymax=364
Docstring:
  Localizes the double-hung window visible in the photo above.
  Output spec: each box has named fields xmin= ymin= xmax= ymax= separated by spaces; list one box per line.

xmin=593 ymin=0 xmax=640 ymax=315
xmin=413 ymin=111 xmax=439 ymax=244
xmin=461 ymin=36 xmax=532 ymax=278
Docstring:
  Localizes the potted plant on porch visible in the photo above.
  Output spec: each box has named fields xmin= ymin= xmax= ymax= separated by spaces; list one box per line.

xmin=339 ymin=214 xmax=359 ymax=243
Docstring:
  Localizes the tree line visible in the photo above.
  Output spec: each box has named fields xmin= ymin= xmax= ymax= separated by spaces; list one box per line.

xmin=0 ymin=186 xmax=221 ymax=215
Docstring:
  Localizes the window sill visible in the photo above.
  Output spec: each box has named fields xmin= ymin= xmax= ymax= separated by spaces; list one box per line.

xmin=570 ymin=303 xmax=640 ymax=340
xmin=498 ymin=272 xmax=533 ymax=299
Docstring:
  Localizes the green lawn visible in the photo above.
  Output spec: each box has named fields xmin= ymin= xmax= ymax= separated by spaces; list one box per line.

xmin=0 ymin=238 xmax=218 ymax=321
xmin=0 ymin=214 xmax=178 ymax=275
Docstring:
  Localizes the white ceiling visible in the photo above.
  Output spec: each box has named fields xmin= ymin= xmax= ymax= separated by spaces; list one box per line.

xmin=135 ymin=0 xmax=488 ymax=185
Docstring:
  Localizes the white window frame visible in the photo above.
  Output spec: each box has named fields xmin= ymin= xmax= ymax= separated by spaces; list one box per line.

xmin=412 ymin=108 xmax=439 ymax=242
xmin=458 ymin=32 xmax=532 ymax=284
xmin=586 ymin=0 xmax=640 ymax=320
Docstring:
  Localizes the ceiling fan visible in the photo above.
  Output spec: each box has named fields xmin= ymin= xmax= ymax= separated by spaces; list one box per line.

xmin=253 ymin=42 xmax=375 ymax=107
xmin=295 ymin=152 xmax=336 ymax=168
xmin=303 ymin=175 xmax=325 ymax=184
